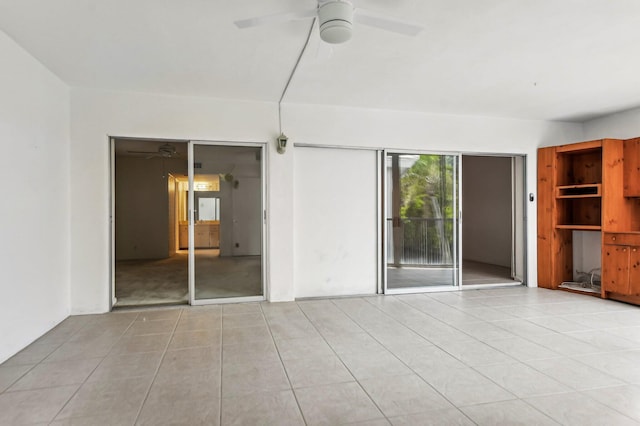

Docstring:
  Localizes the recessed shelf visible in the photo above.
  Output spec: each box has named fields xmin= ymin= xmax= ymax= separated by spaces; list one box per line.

xmin=556 ymin=224 xmax=602 ymax=230
xmin=556 ymin=184 xmax=601 ymax=198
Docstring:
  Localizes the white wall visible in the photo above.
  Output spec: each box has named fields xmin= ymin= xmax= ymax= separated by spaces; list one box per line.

xmin=70 ymin=89 xmax=281 ymax=313
xmin=115 ymin=156 xmax=172 ymax=260
xmin=583 ymin=106 xmax=640 ymax=140
xmin=284 ymin=104 xmax=585 ymax=292
xmin=0 ymin=31 xmax=70 ymax=363
xmin=462 ymin=156 xmax=512 ymax=267
xmin=294 ymin=147 xmax=378 ymax=298
xmin=69 ymin=88 xmax=585 ymax=313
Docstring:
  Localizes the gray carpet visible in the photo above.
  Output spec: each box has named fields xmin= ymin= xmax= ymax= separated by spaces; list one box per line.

xmin=115 ymin=250 xmax=262 ymax=307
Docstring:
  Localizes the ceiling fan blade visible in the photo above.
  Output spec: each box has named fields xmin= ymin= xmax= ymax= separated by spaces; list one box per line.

xmin=354 ymin=11 xmax=423 ymax=36
xmin=127 ymin=150 xmax=157 ymax=154
xmin=234 ymin=8 xmax=316 ymax=29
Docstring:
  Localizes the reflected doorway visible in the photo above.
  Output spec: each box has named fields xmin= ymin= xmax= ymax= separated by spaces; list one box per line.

xmin=111 ymin=139 xmax=265 ymax=308
xmin=190 ymin=143 xmax=264 ymax=302
xmin=113 ymin=139 xmax=189 ymax=307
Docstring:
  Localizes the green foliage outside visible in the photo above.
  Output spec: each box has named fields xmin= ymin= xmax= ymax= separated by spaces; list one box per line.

xmin=399 ymin=154 xmax=455 ymax=264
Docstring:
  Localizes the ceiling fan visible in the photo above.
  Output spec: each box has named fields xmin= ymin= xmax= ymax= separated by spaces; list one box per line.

xmin=127 ymin=143 xmax=180 ymax=159
xmin=234 ymin=0 xmax=423 ymax=44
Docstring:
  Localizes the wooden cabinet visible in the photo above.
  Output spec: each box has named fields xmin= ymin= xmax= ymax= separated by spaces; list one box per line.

xmin=603 ymin=233 xmax=640 ymax=296
xmin=624 ymin=138 xmax=640 ymax=197
xmin=178 ymin=223 xmax=220 ymax=249
xmin=537 ymin=139 xmax=627 ymax=291
xmin=538 ymin=141 xmax=608 ymax=289
xmin=538 ymin=137 xmax=640 ymax=304
xmin=194 ymin=226 xmax=209 ymax=248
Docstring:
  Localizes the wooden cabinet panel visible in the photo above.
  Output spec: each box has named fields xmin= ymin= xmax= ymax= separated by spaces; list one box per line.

xmin=602 ymin=139 xmax=631 ymax=232
xmin=603 ymin=245 xmax=630 ymax=294
xmin=604 ymin=232 xmax=640 ymax=246
xmin=537 ymin=147 xmax=556 ymax=288
xmin=179 ymin=225 xmax=188 ymax=249
xmin=624 ymin=138 xmax=640 ymax=197
xmin=210 ymin=225 xmax=220 ymax=248
xmin=630 ymin=247 xmax=640 ymax=295
xmin=179 ymin=223 xmax=220 ymax=248
xmin=556 ymin=149 xmax=602 ymax=186
xmin=194 ymin=227 xmax=209 ymax=248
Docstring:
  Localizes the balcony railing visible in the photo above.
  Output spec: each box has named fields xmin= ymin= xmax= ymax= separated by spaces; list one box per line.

xmin=387 ymin=217 xmax=453 ymax=266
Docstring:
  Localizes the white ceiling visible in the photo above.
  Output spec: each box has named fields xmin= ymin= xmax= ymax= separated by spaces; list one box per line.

xmin=1 ymin=0 xmax=640 ymax=122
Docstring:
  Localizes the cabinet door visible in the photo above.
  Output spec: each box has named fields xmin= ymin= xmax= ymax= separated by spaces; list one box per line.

xmin=210 ymin=226 xmax=220 ymax=248
xmin=623 ymin=138 xmax=640 ymax=197
xmin=194 ymin=226 xmax=210 ymax=248
xmin=630 ymin=247 xmax=640 ymax=295
xmin=603 ymin=245 xmax=630 ymax=294
xmin=179 ymin=225 xmax=189 ymax=249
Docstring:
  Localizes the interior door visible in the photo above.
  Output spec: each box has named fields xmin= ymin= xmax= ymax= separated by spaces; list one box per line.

xmin=384 ymin=152 xmax=460 ymax=293
xmin=188 ymin=142 xmax=265 ymax=304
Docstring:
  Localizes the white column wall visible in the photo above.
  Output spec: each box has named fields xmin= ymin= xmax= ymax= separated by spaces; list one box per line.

xmin=0 ymin=31 xmax=71 ymax=363
xmin=69 ymin=89 xmax=283 ymax=313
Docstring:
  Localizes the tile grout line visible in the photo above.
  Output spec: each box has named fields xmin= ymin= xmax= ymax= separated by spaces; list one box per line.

xmin=0 ymin=317 xmax=97 ymax=420
xmin=386 ymin=294 xmax=615 ymax=424
xmin=131 ymin=309 xmax=183 ymax=425
xmin=2 ymin=289 xmax=639 ymax=425
xmin=259 ymin=302 xmax=309 ymax=426
xmin=360 ymin=295 xmax=559 ymax=418
xmin=295 ymin=299 xmax=390 ymax=424
xmin=47 ymin=311 xmax=142 ymax=423
xmin=328 ymin=297 xmax=476 ymax=424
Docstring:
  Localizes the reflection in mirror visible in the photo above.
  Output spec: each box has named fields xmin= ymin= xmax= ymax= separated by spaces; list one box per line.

xmin=198 ymin=197 xmax=220 ymax=221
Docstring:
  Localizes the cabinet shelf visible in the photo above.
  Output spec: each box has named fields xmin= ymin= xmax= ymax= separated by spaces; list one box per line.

xmin=556 ymin=184 xmax=601 ymax=198
xmin=555 ymin=224 xmax=602 ymax=230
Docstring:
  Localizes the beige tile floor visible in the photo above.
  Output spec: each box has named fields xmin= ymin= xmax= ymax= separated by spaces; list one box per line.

xmin=2 ymin=287 xmax=640 ymax=425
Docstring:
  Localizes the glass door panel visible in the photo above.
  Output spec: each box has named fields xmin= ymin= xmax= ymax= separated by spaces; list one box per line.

xmin=385 ymin=153 xmax=460 ymax=290
xmin=189 ymin=143 xmax=264 ymax=303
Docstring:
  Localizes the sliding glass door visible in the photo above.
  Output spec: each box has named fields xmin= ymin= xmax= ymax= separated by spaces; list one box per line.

xmin=384 ymin=152 xmax=461 ymax=292
xmin=188 ymin=142 xmax=265 ymax=304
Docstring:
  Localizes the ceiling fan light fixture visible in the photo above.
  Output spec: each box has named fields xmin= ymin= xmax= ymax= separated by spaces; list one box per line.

xmin=318 ymin=1 xmax=353 ymax=44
